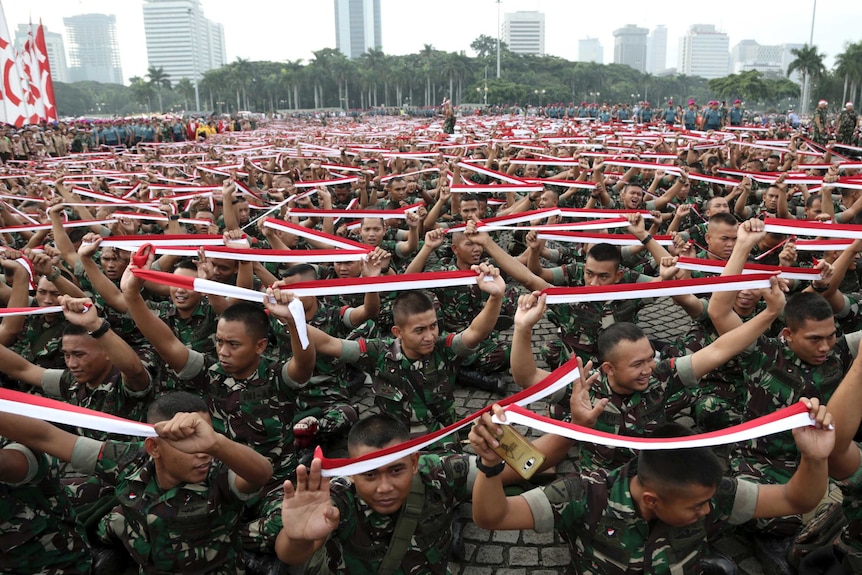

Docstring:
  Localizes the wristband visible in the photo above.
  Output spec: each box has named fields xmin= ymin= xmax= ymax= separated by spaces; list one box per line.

xmin=87 ymin=319 xmax=111 ymax=339
xmin=639 ymin=234 xmax=653 ymax=245
xmin=476 ymin=458 xmax=506 ymax=478
xmin=46 ymin=267 xmax=62 ymax=282
xmin=812 ymin=283 xmax=830 ymax=293
xmin=168 ymin=215 xmax=180 ymax=221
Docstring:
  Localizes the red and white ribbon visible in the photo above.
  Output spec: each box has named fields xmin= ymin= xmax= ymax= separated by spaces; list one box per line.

xmin=263 ymin=218 xmax=371 ymax=251
xmin=485 ymin=218 xmax=631 ymax=232
xmin=764 ymin=217 xmax=862 ymax=239
xmin=132 ymin=245 xmax=369 ymax=263
xmin=98 ymin=234 xmax=226 ymax=248
xmin=496 ymin=402 xmax=814 ymax=450
xmin=795 ymin=238 xmax=856 ymax=251
xmin=537 ymin=231 xmax=673 ymax=246
xmin=0 ymin=306 xmax=63 ymax=317
xmin=541 ymin=274 xmax=773 ymax=303
xmin=450 ymin=184 xmax=544 ymax=193
xmin=675 ymin=256 xmax=822 ymax=281
xmin=558 ymin=207 xmax=653 ymax=220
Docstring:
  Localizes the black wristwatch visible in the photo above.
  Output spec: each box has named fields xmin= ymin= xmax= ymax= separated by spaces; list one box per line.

xmin=87 ymin=319 xmax=111 ymax=339
xmin=476 ymin=458 xmax=506 ymax=478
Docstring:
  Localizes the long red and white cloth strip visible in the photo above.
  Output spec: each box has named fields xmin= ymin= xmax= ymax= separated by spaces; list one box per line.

xmin=129 ymin=268 xmax=309 ymax=349
xmin=287 ymin=208 xmax=412 ymax=220
xmin=497 ymin=402 xmax=814 ymax=450
xmin=450 ymin=184 xmax=545 ymax=193
xmin=795 ymin=238 xmax=856 ymax=251
xmin=479 ymin=208 xmax=561 ymax=227
xmin=0 ymin=219 xmax=118 ymax=234
xmin=484 ymin=218 xmax=631 ymax=232
xmin=263 ymin=218 xmax=372 ymax=251
xmin=267 ymin=270 xmax=489 ymax=298
xmin=537 ymin=231 xmax=674 ymax=246
xmin=0 ymin=306 xmax=63 ymax=317
xmin=523 ymin=178 xmax=597 ymax=189
xmin=558 ymin=207 xmax=654 ymax=220
xmin=764 ymin=217 xmax=862 ymax=239
xmin=291 ymin=176 xmax=359 ymax=189
xmin=675 ymin=256 xmax=823 ymax=281
xmin=0 ymin=388 xmax=157 ymax=437
xmin=455 ymin=162 xmax=532 ymax=185
xmin=541 ymin=274 xmax=773 ymax=304
xmin=317 ymin=358 xmax=582 ymax=476
xmin=98 ymin=234 xmax=226 ymax=248
xmin=132 ymin=245 xmax=370 ymax=263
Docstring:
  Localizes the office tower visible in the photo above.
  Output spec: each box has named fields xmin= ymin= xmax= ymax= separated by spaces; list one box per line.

xmin=143 ymin=0 xmax=226 ymax=87
xmin=732 ymin=40 xmax=804 ymax=82
xmin=334 ymin=0 xmax=382 ymax=59
xmin=502 ymin=11 xmax=545 ymax=56
xmin=63 ymin=13 xmax=123 ymax=84
xmin=578 ymin=38 xmax=603 ymax=64
xmin=678 ymin=24 xmax=730 ymax=79
xmin=613 ymin=25 xmax=648 ymax=73
xmin=647 ymin=25 xmax=667 ymax=74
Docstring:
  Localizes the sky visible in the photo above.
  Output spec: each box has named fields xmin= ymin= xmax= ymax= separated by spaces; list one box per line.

xmin=4 ymin=0 xmax=860 ymax=84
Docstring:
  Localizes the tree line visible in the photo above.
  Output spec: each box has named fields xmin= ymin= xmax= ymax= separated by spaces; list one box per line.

xmin=49 ymin=36 xmax=862 ymax=118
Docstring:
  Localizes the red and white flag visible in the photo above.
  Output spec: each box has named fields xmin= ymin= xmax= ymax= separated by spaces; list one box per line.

xmin=0 ymin=1 xmax=28 ymax=127
xmin=32 ymin=21 xmax=57 ymax=122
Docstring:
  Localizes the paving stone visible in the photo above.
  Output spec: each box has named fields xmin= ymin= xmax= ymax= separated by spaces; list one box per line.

xmin=508 ymin=547 xmax=539 ymax=566
xmin=474 ymin=545 xmax=505 ymax=564
xmin=491 ymin=529 xmax=520 ymax=544
xmin=521 ymin=530 xmax=555 ymax=545
xmin=540 ymin=546 xmax=571 ymax=567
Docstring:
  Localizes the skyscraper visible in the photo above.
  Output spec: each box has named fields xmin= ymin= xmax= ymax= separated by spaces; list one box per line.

xmin=613 ymin=25 xmax=648 ymax=73
xmin=143 ymin=0 xmax=226 ymax=88
xmin=578 ymin=38 xmax=603 ymax=64
xmin=63 ymin=13 xmax=123 ymax=84
xmin=334 ymin=0 xmax=382 ymax=59
xmin=647 ymin=25 xmax=667 ymax=74
xmin=731 ymin=40 xmax=804 ymax=82
xmin=14 ymin=23 xmax=68 ymax=84
xmin=678 ymin=24 xmax=729 ymax=79
xmin=502 ymin=11 xmax=545 ymax=57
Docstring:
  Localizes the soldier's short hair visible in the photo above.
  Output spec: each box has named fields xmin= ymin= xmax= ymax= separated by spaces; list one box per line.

xmin=805 ymin=194 xmax=822 ymax=208
xmin=282 ymin=263 xmax=316 ymax=280
xmin=596 ymin=322 xmax=647 ymax=363
xmin=348 ymin=413 xmax=410 ymax=454
xmin=461 ymin=193 xmax=482 ymax=204
xmin=174 ymin=258 xmax=197 ymax=272
xmin=707 ymin=212 xmax=738 ymax=229
xmin=637 ymin=422 xmax=723 ymax=489
xmin=147 ymin=391 xmax=208 ymax=424
xmin=586 ymin=243 xmax=621 ymax=268
xmin=220 ymin=301 xmax=269 ymax=341
xmin=63 ymin=324 xmax=89 ymax=338
xmin=392 ymin=290 xmax=435 ymax=327
xmin=784 ymin=292 xmax=833 ymax=331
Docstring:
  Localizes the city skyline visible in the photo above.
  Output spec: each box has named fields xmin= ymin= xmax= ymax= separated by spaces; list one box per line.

xmin=4 ymin=0 xmax=859 ymax=86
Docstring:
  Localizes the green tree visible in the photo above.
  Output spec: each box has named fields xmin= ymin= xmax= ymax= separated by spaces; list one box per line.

xmin=146 ymin=66 xmax=171 ymax=112
xmin=787 ymin=44 xmax=826 ymax=113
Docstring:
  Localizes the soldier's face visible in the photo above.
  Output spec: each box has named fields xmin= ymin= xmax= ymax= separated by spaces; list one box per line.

xmin=148 ymin=411 xmax=214 ymax=487
xmin=620 ymin=187 xmax=643 ymax=209
xmin=62 ymin=335 xmax=112 ymax=385
xmin=100 ymin=249 xmax=129 ymax=281
xmin=215 ymin=319 xmax=267 ymax=378
xmin=782 ymin=318 xmax=837 ymax=365
xmin=583 ymin=257 xmax=623 ymax=287
xmin=459 ymin=200 xmax=480 ymax=220
xmin=705 ymin=223 xmax=738 ymax=259
xmin=350 ymin=441 xmax=419 ymax=515
xmin=36 ymin=277 xmax=61 ymax=308
xmin=360 ymin=219 xmax=384 ymax=247
xmin=452 ymin=236 xmax=483 ymax=266
xmin=392 ymin=309 xmax=439 ymax=359
xmin=170 ymin=268 xmax=204 ymax=314
xmin=334 ymin=259 xmax=362 ymax=279
xmin=649 ymin=482 xmax=716 ymax=527
xmin=278 ymin=271 xmax=318 ymax=314
xmin=602 ymin=337 xmax=655 ymax=394
xmin=210 ymin=258 xmax=238 ymax=282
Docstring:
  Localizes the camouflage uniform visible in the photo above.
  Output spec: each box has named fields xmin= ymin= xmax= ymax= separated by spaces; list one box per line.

xmin=146 ymin=299 xmax=218 ymax=392
xmin=9 ymin=314 xmax=67 ymax=369
xmin=306 ymin=453 xmax=474 ymax=575
xmin=0 ymin=443 xmax=92 ymax=575
xmin=837 ymin=107 xmax=858 ymax=145
xmin=73 ymin=260 xmax=147 ymax=347
xmin=40 ymin=357 xmax=157 ymax=441
xmin=70 ymin=437 xmax=255 ymax=574
xmin=575 ymin=355 xmax=695 ymax=472
xmin=339 ymin=334 xmax=477 ymax=450
xmin=426 ymin=261 xmax=518 ymax=373
xmin=733 ymin=331 xmax=862 ymax=485
xmin=271 ymin=303 xmax=367 ymax=446
xmin=173 ymin=349 xmax=305 ymax=481
xmin=813 ymin=106 xmax=829 ymax=144
xmin=522 ymin=460 xmax=760 ymax=575
xmin=543 ymin=262 xmax=650 ymax=368
xmin=836 ymin=443 xmax=862 ymax=567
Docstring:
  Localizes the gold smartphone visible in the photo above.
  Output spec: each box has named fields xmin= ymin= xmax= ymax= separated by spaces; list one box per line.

xmin=490 ymin=424 xmax=546 ymax=480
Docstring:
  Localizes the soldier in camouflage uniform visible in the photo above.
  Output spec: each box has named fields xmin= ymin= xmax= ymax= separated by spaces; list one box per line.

xmin=469 ymin=401 xmax=834 ymax=575
xmin=837 ymin=102 xmax=859 ymax=146
xmin=357 ymin=214 xmax=421 ymax=274
xmin=0 ymin=441 xmax=92 ymax=574
xmin=275 ymin=413 xmax=474 ymax=574
xmin=276 ymin=257 xmax=386 ymax=457
xmin=0 ymin=296 xmax=156 ymax=440
xmin=509 ymin=284 xmax=784 ymax=474
xmin=0 ymin=392 xmax=273 ymax=575
xmin=813 ymin=100 xmax=829 ymax=144
xmin=124 ymin=270 xmax=315 ymax=484
xmin=310 ymin=265 xmax=506 ymax=451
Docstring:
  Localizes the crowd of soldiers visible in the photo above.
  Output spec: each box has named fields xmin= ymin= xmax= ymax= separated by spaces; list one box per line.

xmin=0 ymin=106 xmax=861 ymax=575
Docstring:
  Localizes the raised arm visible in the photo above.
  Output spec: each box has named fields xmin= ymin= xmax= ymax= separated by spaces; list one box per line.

xmin=264 ymin=285 xmax=316 ymax=385
xmin=77 ymin=234 xmax=128 ymax=313
xmin=707 ymin=218 xmax=764 ymax=335
xmin=826 ymin=341 xmax=862 ymax=479
xmin=459 ymin=264 xmax=505 ymax=350
xmin=511 ymin=291 xmax=550 ymax=388
xmin=465 ymin=221 xmax=549 ymax=291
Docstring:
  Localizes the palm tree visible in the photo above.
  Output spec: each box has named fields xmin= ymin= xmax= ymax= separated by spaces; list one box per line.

xmin=835 ymin=42 xmax=862 ymax=107
xmin=788 ymin=44 xmax=826 ymax=114
xmin=146 ymin=66 xmax=171 ymax=112
xmin=175 ymin=78 xmax=195 ymax=110
xmin=129 ymin=76 xmax=155 ymax=111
